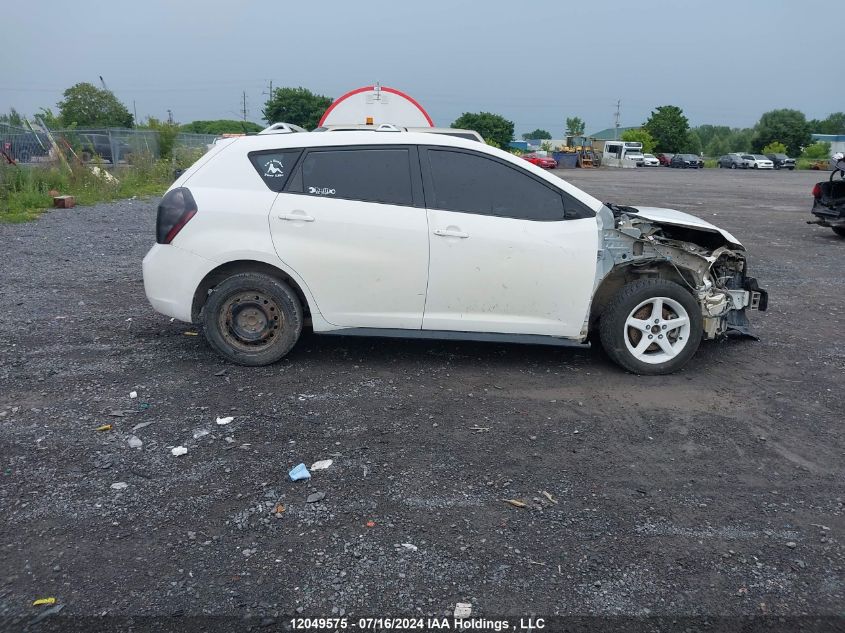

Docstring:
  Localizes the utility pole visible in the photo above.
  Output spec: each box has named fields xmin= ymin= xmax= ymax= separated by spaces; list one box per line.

xmin=167 ymin=109 xmax=173 ymax=124
xmin=613 ymin=99 xmax=621 ymax=140
xmin=241 ymin=91 xmax=249 ymax=122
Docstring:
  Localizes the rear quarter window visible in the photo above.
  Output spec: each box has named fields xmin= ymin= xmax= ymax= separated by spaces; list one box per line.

xmin=248 ymin=149 xmax=303 ymax=192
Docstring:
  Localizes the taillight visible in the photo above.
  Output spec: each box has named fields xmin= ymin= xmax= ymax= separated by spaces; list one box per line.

xmin=156 ymin=187 xmax=197 ymax=244
xmin=812 ymin=183 xmax=821 ymax=199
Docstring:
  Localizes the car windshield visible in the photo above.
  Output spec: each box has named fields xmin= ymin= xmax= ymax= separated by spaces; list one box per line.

xmin=753 ymin=155 xmax=767 ymax=160
xmin=644 ymin=154 xmax=655 ymax=158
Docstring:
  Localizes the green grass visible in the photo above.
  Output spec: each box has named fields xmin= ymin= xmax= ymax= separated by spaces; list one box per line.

xmin=0 ymin=150 xmax=201 ymax=223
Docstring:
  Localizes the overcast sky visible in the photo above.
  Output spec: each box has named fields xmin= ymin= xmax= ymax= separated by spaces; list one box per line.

xmin=1 ymin=1 xmax=841 ymax=136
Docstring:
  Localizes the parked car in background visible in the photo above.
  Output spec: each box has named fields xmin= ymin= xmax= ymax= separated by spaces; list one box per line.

xmin=657 ymin=153 xmax=674 ymax=166
xmin=766 ymin=153 xmax=795 ymax=170
xmin=79 ymin=133 xmax=131 ymax=163
xmin=669 ymin=154 xmax=703 ymax=169
xmin=742 ymin=154 xmax=774 ymax=170
xmin=642 ymin=153 xmax=660 ymax=167
xmin=143 ymin=130 xmax=767 ymax=375
xmin=521 ymin=153 xmax=558 ymax=169
xmin=718 ymin=154 xmax=747 ymax=169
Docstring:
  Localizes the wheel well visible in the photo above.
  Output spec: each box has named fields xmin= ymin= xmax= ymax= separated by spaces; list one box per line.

xmin=589 ymin=263 xmax=696 ymax=329
xmin=191 ymin=260 xmax=310 ymax=323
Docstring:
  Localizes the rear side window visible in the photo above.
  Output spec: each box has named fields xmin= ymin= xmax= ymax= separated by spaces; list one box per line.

xmin=426 ymin=149 xmax=590 ymax=221
xmin=248 ymin=149 xmax=302 ymax=192
xmin=291 ymin=148 xmax=413 ymax=206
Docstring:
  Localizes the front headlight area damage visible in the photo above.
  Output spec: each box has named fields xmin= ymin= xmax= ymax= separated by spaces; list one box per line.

xmin=589 ymin=205 xmax=768 ymax=340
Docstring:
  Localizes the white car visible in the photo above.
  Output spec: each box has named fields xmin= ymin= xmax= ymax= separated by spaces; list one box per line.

xmin=642 ymin=153 xmax=660 ymax=166
xmin=143 ymin=129 xmax=768 ymax=375
xmin=742 ymin=154 xmax=774 ymax=169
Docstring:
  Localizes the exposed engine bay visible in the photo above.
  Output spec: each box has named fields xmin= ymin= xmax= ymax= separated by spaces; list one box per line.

xmin=592 ymin=203 xmax=768 ymax=339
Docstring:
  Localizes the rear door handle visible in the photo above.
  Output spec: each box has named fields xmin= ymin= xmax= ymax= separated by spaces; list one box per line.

xmin=433 ymin=229 xmax=469 ymax=239
xmin=278 ymin=212 xmax=314 ymax=222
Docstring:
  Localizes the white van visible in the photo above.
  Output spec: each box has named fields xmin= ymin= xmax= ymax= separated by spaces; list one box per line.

xmin=603 ymin=141 xmax=645 ymax=166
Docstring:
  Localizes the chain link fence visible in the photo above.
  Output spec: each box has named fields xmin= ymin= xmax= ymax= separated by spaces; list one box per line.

xmin=0 ymin=124 xmax=217 ymax=165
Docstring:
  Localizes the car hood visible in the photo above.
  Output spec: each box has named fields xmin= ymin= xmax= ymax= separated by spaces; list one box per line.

xmin=630 ymin=206 xmax=744 ymax=249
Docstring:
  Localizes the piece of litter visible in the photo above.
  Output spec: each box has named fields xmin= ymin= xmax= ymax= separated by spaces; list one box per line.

xmin=129 ymin=391 xmax=138 ymax=399
xmin=541 ymin=490 xmax=558 ymax=504
xmin=214 ymin=369 xmax=227 ymax=376
xmin=273 ymin=503 xmax=286 ymax=514
xmin=193 ymin=429 xmax=210 ymax=439
xmin=289 ymin=463 xmax=311 ymax=481
xmin=184 ymin=331 xmax=198 ymax=336
xmin=504 ymin=499 xmax=528 ymax=508
xmin=95 ymin=424 xmax=112 ymax=432
xmin=127 ymin=436 xmax=143 ymax=449
xmin=401 ymin=543 xmax=418 ymax=552
xmin=108 ymin=410 xmax=125 ymax=417
xmin=111 ymin=482 xmax=128 ymax=490
xmin=310 ymin=459 xmax=333 ymax=471
xmin=366 ymin=520 xmax=376 ymax=528
xmin=454 ymin=603 xmax=472 ymax=619
xmin=32 ymin=598 xmax=56 ymax=607
xmin=216 ymin=416 xmax=233 ymax=425
xmin=171 ymin=446 xmax=188 ymax=457
xmin=132 ymin=421 xmax=154 ymax=431
xmin=306 ymin=491 xmax=325 ymax=503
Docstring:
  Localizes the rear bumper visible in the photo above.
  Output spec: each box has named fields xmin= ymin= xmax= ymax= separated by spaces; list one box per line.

xmin=142 ymin=244 xmax=214 ymax=322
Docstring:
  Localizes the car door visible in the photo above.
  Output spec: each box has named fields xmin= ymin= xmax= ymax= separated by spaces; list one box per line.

xmin=269 ymin=145 xmax=429 ymax=329
xmin=420 ymin=147 xmax=599 ymax=337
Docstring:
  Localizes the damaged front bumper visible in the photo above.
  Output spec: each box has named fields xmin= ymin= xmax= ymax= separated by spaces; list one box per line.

xmin=596 ymin=204 xmax=768 ymax=340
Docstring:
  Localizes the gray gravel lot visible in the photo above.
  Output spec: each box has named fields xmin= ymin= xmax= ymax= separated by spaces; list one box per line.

xmin=0 ymin=167 xmax=843 ymax=630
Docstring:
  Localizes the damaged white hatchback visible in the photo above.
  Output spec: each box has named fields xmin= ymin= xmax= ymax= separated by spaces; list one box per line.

xmin=143 ymin=128 xmax=767 ymax=375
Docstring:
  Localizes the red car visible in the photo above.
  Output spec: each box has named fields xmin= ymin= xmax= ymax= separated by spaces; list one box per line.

xmin=656 ymin=153 xmax=674 ymax=166
xmin=522 ymin=153 xmax=558 ymax=169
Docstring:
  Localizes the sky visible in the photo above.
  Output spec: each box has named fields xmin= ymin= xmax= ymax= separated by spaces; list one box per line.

xmin=1 ymin=1 xmax=841 ymax=137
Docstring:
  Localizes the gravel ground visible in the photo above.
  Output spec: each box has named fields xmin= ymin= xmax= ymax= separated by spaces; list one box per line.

xmin=0 ymin=167 xmax=843 ymax=631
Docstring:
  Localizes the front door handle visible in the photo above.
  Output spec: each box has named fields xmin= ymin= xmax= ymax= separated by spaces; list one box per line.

xmin=433 ymin=228 xmax=469 ymax=239
xmin=279 ymin=212 xmax=315 ymax=222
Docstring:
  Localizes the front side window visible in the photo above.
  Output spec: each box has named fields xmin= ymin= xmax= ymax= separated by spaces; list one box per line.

xmin=291 ymin=148 xmax=413 ymax=206
xmin=249 ymin=149 xmax=302 ymax=192
xmin=426 ymin=149 xmax=592 ymax=221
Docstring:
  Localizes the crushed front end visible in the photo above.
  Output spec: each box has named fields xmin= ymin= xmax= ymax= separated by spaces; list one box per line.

xmin=594 ymin=204 xmax=768 ymax=340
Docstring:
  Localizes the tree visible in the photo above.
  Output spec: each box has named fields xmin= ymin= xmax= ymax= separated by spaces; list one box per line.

xmin=58 ymin=82 xmax=134 ymax=128
xmin=695 ymin=124 xmax=732 ymax=149
xmin=522 ymin=129 xmax=551 ymax=140
xmin=682 ymin=130 xmax=702 ymax=154
xmin=808 ymin=112 xmax=845 ymax=135
xmin=643 ymin=105 xmax=690 ymax=153
xmin=728 ymin=128 xmax=754 ymax=153
xmin=565 ymin=116 xmax=585 ymax=137
xmin=620 ymin=128 xmax=656 ymax=153
xmin=451 ymin=112 xmax=514 ymax=149
xmin=752 ymin=109 xmax=810 ymax=156
xmin=262 ymin=87 xmax=332 ymax=130
xmin=142 ymin=117 xmax=181 ymax=159
xmin=0 ymin=108 xmax=24 ymax=127
xmin=802 ymin=141 xmax=831 ymax=159
xmin=181 ymin=120 xmax=263 ymax=135
xmin=761 ymin=141 xmax=787 ymax=155
xmin=704 ymin=135 xmax=730 ymax=158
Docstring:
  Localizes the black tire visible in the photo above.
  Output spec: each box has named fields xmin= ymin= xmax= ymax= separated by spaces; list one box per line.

xmin=788 ymin=166 xmax=795 ymax=171
xmin=202 ymin=272 xmax=303 ymax=366
xmin=730 ymin=163 xmax=737 ymax=169
xmin=833 ymin=227 xmax=845 ymax=237
xmin=598 ymin=279 xmax=703 ymax=375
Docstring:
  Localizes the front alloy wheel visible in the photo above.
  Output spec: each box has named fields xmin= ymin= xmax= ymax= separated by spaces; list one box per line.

xmin=599 ymin=279 xmax=703 ymax=375
xmin=623 ymin=297 xmax=691 ymax=365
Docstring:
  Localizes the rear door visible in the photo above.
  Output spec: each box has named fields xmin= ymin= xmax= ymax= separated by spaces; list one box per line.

xmin=269 ymin=145 xmax=429 ymax=329
xmin=420 ymin=147 xmax=599 ymax=337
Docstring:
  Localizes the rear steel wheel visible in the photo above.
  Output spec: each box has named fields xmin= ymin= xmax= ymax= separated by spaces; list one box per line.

xmin=202 ymin=273 xmax=303 ymax=366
